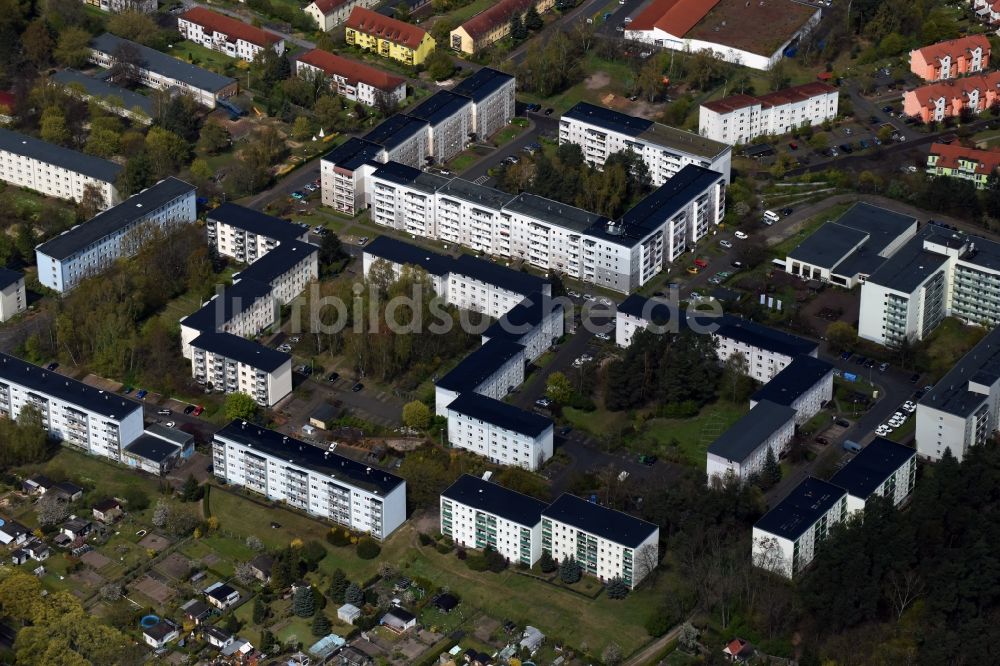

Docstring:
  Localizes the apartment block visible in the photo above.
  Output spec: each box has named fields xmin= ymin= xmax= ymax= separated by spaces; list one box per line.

xmin=440 ymin=474 xmax=548 ymax=566
xmin=320 ymin=137 xmax=385 ymax=215
xmin=615 ymin=294 xmax=675 ymax=348
xmin=0 ymin=353 xmax=144 ymax=462
xmin=191 ymin=332 xmax=292 ymax=407
xmin=752 ymin=477 xmax=846 ymax=579
xmin=830 ymin=437 xmax=917 ymax=514
xmin=179 ymin=279 xmax=276 ymax=358
xmin=296 ymin=49 xmax=406 ymax=107
xmin=445 ymin=392 xmax=553 ymax=470
xmin=361 ymin=234 xmax=451 ymax=296
xmin=749 ymin=355 xmax=834 ymax=426
xmin=362 ymin=114 xmax=430 ymax=168
xmin=559 ymin=102 xmax=732 ymax=185
xmin=206 ymin=203 xmax=310 ymax=263
xmin=0 ymin=128 xmax=121 ymax=209
xmin=434 ymin=338 xmax=525 ymax=416
xmin=481 ymin=292 xmax=564 ymax=363
xmin=406 ymin=91 xmax=473 ymax=164
xmin=910 ymin=35 xmax=991 ymax=82
xmin=915 ymin=325 xmax=1000 ymax=462
xmin=903 ymin=71 xmax=1000 ymax=123
xmin=450 ymin=68 xmax=516 ymax=141
xmin=367 ymin=162 xmax=449 ymax=237
xmin=447 ymin=254 xmax=549 ymax=319
xmin=926 ymin=142 xmax=1000 ymax=189
xmin=306 ymin=0 xmax=377 ymax=31
xmin=81 ymin=0 xmax=157 ymax=13
xmin=712 ymin=314 xmax=818 ymax=383
xmin=0 ymin=269 xmax=25 ymax=322
xmin=344 ymin=7 xmax=435 ymax=66
xmin=542 ymin=494 xmax=659 ymax=588
xmin=449 ymin=0 xmax=555 ymax=54
xmin=213 ymin=421 xmax=406 ymax=539
xmin=706 ymin=399 xmax=796 ymax=485
xmin=177 ymin=8 xmax=285 ymax=61
xmin=89 ymin=33 xmax=239 ymax=109
xmin=698 ymin=82 xmax=838 ymax=145
xmin=36 ymin=177 xmax=196 ymax=293
xmin=233 ymin=240 xmax=319 ymax=305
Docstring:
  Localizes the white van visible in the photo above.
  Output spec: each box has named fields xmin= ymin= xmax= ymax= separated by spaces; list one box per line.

xmin=763 ymin=210 xmax=780 ymax=224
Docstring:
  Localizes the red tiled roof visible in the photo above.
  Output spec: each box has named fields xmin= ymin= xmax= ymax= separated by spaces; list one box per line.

xmin=914 ymin=35 xmax=991 ymax=65
xmin=345 ymin=7 xmax=429 ymax=50
xmin=179 ymin=8 xmax=281 ymax=47
xmin=459 ymin=0 xmax=535 ymax=39
xmin=627 ymin=0 xmax=720 ymax=35
xmin=928 ymin=142 xmax=1000 ymax=176
xmin=298 ymin=48 xmax=405 ymax=91
xmin=309 ymin=0 xmax=350 ymax=14
xmin=702 ymin=82 xmax=836 ymax=114
xmin=907 ymin=71 xmax=1000 ymax=108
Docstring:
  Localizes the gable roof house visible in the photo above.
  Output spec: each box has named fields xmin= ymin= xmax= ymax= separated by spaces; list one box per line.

xmin=449 ymin=0 xmax=555 ymax=54
xmin=92 ymin=498 xmax=123 ymax=523
xmin=910 ymin=35 xmax=991 ymax=82
xmin=344 ymin=7 xmax=436 ymax=66
xmin=306 ymin=0 xmax=378 ymax=32
xmin=204 ymin=581 xmax=241 ymax=609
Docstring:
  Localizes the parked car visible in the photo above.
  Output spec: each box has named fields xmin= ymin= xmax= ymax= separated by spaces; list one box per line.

xmin=835 ymin=418 xmax=850 ymax=427
xmin=46 ymin=362 xmax=58 ymax=371
xmin=595 ymin=332 xmax=611 ymax=341
xmin=879 ymin=361 xmax=890 ymax=372
xmin=544 ymin=108 xmax=555 ymax=115
xmin=841 ymin=350 xmax=853 ymax=360
xmin=535 ymin=397 xmax=552 ymax=408
xmin=164 ymin=421 xmax=176 ymax=428
xmin=357 ymin=237 xmax=369 ymax=245
xmin=815 ymin=436 xmax=830 ymax=445
xmin=192 ymin=405 xmax=204 ymax=416
xmin=123 ymin=386 xmax=133 ymax=394
xmin=687 ymin=266 xmax=700 ymax=274
xmin=157 ymin=409 xmax=171 ymax=416
xmin=734 ymin=230 xmax=748 ymax=240
xmin=351 ymin=382 xmax=364 ymax=392
xmin=560 ymin=425 xmax=572 ymax=435
xmin=730 ymin=260 xmax=743 ymax=268
xmin=183 ymin=405 xmax=196 ymax=414
xmin=136 ymin=389 xmax=148 ymax=399
xmin=854 ymin=355 xmax=867 ymax=365
xmin=909 ymin=373 xmax=920 ymax=384
xmin=719 ymin=239 xmax=733 ymax=248
xmin=638 ymin=454 xmax=657 ymax=466
xmin=694 ymin=257 xmax=709 ymax=268
xmin=327 ymin=372 xmax=339 ymax=383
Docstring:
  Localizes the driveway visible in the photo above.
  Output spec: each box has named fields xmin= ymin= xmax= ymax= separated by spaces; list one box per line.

xmin=458 ymin=115 xmax=559 ymax=183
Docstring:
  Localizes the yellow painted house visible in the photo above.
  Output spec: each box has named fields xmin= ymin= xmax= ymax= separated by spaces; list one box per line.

xmin=344 ymin=7 xmax=435 ymax=66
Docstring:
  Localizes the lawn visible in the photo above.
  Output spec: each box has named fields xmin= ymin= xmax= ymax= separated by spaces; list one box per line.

xmin=562 ymin=406 xmax=630 ymax=440
xmin=643 ymin=401 xmax=749 ymax=467
xmin=886 ymin=414 xmax=916 ymax=444
xmin=447 ymin=151 xmax=483 ymax=173
xmin=916 ymin=317 xmax=987 ymax=379
xmin=167 ymin=40 xmax=239 ymax=77
xmin=20 ymin=448 xmax=163 ymax=500
xmin=492 ymin=124 xmax=524 ymax=147
xmin=441 ymin=0 xmax=494 ymax=25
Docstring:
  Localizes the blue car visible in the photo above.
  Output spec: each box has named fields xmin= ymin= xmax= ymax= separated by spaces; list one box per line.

xmin=841 ymin=351 xmax=853 ymax=361
xmin=136 ymin=389 xmax=148 ymax=399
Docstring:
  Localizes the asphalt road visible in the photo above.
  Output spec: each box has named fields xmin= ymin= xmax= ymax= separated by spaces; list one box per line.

xmin=458 ymin=115 xmax=559 ymax=182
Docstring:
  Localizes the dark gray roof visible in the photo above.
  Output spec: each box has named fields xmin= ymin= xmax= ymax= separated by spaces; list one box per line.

xmin=124 ymin=434 xmax=181 ymax=463
xmin=503 ymin=192 xmax=605 ymax=233
xmin=563 ymin=102 xmax=652 ymax=137
xmin=36 ymin=177 xmax=194 ymax=261
xmin=90 ymin=33 xmax=237 ymax=94
xmin=755 ymin=477 xmax=845 ymax=540
xmin=442 ymin=473 xmax=548 ymax=526
xmin=437 ymin=178 xmax=513 ymax=211
xmin=867 ymin=225 xmax=996 ymax=293
xmin=617 ymin=294 xmax=674 ymax=323
xmin=436 ymin=338 xmax=524 ymax=393
xmin=364 ymin=235 xmax=452 ymax=276
xmin=483 ymin=292 xmax=563 ymax=343
xmin=751 ymin=355 xmax=834 ymax=406
xmin=830 ymin=437 xmax=915 ymax=500
xmin=715 ymin=315 xmax=818 ymax=357
xmin=191 ymin=332 xmax=290 ymax=372
xmin=363 ymin=114 xmax=428 ymax=151
xmin=451 ymin=254 xmax=546 ymax=296
xmin=208 ymin=203 xmax=305 ymax=242
xmin=787 ymin=223 xmax=868 ymax=271
xmin=0 ymin=352 xmax=141 ymax=420
xmin=0 ymin=267 xmax=23 ymax=290
xmin=405 ymin=90 xmax=471 ymax=126
xmin=235 ymin=240 xmax=317 ymax=285
xmin=51 ymin=69 xmax=155 ymax=117
xmin=446 ymin=392 xmax=552 ymax=437
xmin=206 ymin=583 xmax=238 ymax=601
xmin=143 ymin=619 xmax=178 ymax=641
xmin=216 ymin=420 xmax=405 ymax=495
xmin=180 ymin=278 xmax=273 ymax=333
xmin=450 ymin=67 xmax=514 ymax=103
xmin=0 ymin=128 xmax=122 ymax=183
xmin=919 ymin=325 xmax=1000 ymax=417
xmin=322 ymin=137 xmax=384 ymax=171
xmin=707 ymin=400 xmax=796 ymax=462
xmin=371 ymin=161 xmax=449 ymax=194
xmin=542 ymin=493 xmax=658 ymax=548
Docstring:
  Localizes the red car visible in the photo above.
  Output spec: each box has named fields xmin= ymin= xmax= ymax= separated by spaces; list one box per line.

xmin=694 ymin=257 xmax=709 ymax=268
xmin=192 ymin=405 xmax=204 ymax=416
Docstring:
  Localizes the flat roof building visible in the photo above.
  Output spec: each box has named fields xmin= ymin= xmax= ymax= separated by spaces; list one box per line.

xmin=191 ymin=331 xmax=292 ymax=407
xmin=706 ymin=400 xmax=796 ymax=485
xmin=51 ymin=69 xmax=155 ymax=123
xmin=445 ymin=391 xmax=554 ymax=470
xmin=830 ymin=437 xmax=917 ymax=514
xmin=750 ymin=354 xmax=834 ymax=425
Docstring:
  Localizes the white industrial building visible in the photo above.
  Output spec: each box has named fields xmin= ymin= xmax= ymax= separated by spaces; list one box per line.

xmin=0 ymin=269 xmax=25 ymax=323
xmin=123 ymin=424 xmax=194 ymax=476
xmin=542 ymin=494 xmax=659 ymax=589
xmin=434 ymin=338 xmax=525 ymax=416
xmin=445 ymin=392 xmax=554 ymax=470
xmin=0 ymin=353 xmax=144 ymax=462
xmin=699 ymin=83 xmax=839 ymax=145
xmin=713 ymin=314 xmax=818 ymax=383
xmin=206 ymin=204 xmax=310 ymax=263
xmin=481 ymin=293 xmax=564 ymax=363
xmin=749 ymin=355 xmax=834 ymax=426
xmin=0 ymin=128 xmax=121 ymax=209
xmin=35 ymin=178 xmax=196 ymax=293
xmin=213 ymin=421 xmax=407 ymax=539
xmin=177 ymin=8 xmax=285 ymax=61
xmin=191 ymin=332 xmax=293 ymax=407
xmin=706 ymin=399 xmax=796 ymax=485
xmin=915 ymin=325 xmax=1000 ymax=462
xmin=441 ymin=474 xmax=548 ymax=566
xmin=830 ymin=437 xmax=917 ymax=515
xmin=752 ymin=477 xmax=846 ymax=579
xmin=559 ymin=102 xmax=732 ymax=185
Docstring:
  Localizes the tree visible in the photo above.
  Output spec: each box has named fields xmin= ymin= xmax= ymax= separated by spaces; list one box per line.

xmin=605 ymin=577 xmax=629 ymax=599
xmin=246 ymin=535 xmax=264 ymax=551
xmin=259 ymin=629 xmax=276 ymax=653
xmin=601 ymin=642 xmax=623 ymax=665
xmin=189 ymin=158 xmax=214 ymax=188
xmin=545 ymin=371 xmax=573 ymax=405
xmin=107 ymin=11 xmax=160 ymax=46
xmin=108 ymin=41 xmax=144 ymax=87
xmin=524 ymin=5 xmax=543 ymax=30
xmin=761 ymin=446 xmax=782 ymax=487
xmin=511 ymin=13 xmax=527 ymax=40
xmin=539 ymin=550 xmax=557 ymax=573
xmin=121 ymin=486 xmax=149 ymax=511
xmin=827 ymin=321 xmax=858 ymax=351
xmin=402 ymin=401 xmax=431 ymax=430
xmin=345 ymin=582 xmax=363 ymax=606
xmin=145 ymin=127 xmax=190 ymax=178
xmin=293 ymin=585 xmax=315 ymax=617
xmin=235 ymin=561 xmax=258 ymax=587
xmin=180 ymin=474 xmax=203 ymax=502
xmin=54 ymin=27 xmax=92 ymax=68
xmin=328 ymin=569 xmax=349 ymax=603
xmin=225 ymin=392 xmax=259 ymax=421
xmin=40 ymin=107 xmax=69 ymax=146
xmin=151 ymin=499 xmax=170 ymax=528
xmin=356 ymin=537 xmax=381 ymax=560
xmin=292 ymin=115 xmax=313 ymax=141
xmin=77 ymin=184 xmax=107 ymax=221
xmin=678 ymin=622 xmax=699 ymax=651
xmin=22 ymin=20 xmax=53 ymax=67
xmin=36 ymin=493 xmax=69 ymax=527
xmin=311 ymin=612 xmax=331 ymax=636
xmin=252 ymin=596 xmax=268 ymax=624
xmin=559 ymin=556 xmax=582 ymax=584
xmin=720 ymin=351 xmax=754 ymax=403
xmin=117 ymin=151 xmax=154 ymax=196
xmin=425 ymin=49 xmax=455 ymax=82
xmin=319 ymin=233 xmax=346 ymax=276
xmin=198 ymin=122 xmax=231 ymax=155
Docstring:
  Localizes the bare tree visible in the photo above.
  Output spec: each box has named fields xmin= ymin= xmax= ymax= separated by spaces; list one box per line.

xmin=36 ymin=493 xmax=69 ymax=527
xmin=109 ymin=42 xmax=144 ymax=87
xmin=77 ymin=184 xmax=106 ymax=221
xmin=633 ymin=543 xmax=659 ymax=585
xmin=885 ymin=569 xmax=925 ymax=621
xmin=234 ymin=561 xmax=257 ymax=587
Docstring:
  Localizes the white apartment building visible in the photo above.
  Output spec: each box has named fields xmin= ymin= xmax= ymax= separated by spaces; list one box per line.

xmin=0 ymin=128 xmax=121 ymax=209
xmin=368 ymin=163 xmax=449 ymax=239
xmin=36 ymin=177 xmax=196 ymax=293
xmin=699 ymin=83 xmax=839 ymax=145
xmin=406 ymin=91 xmax=473 ymax=165
xmin=362 ymin=115 xmax=430 ymax=169
xmin=296 ymin=49 xmax=406 ymax=108
xmin=0 ymin=269 xmax=25 ymax=322
xmin=0 ymin=353 xmax=144 ymax=462
xmin=433 ymin=179 xmax=513 ymax=256
xmin=749 ymin=355 xmax=834 ymax=426
xmin=915 ymin=325 xmax=1000 ymax=462
xmin=713 ymin=314 xmax=818 ymax=383
xmin=177 ymin=8 xmax=285 ymax=61
xmin=320 ymin=138 xmax=386 ymax=215
xmin=207 ymin=203 xmax=310 ymax=263
xmin=440 ymin=474 xmax=548 ymax=566
xmin=434 ymin=338 xmax=525 ymax=416
xmin=234 ymin=240 xmax=319 ymax=305
xmin=752 ymin=477 xmax=846 ymax=579
xmin=446 ymin=392 xmax=554 ymax=470
xmin=559 ymin=102 xmax=732 ymax=185
xmin=191 ymin=332 xmax=293 ymax=407
xmin=706 ymin=400 xmax=796 ymax=485
xmin=542 ymin=494 xmax=659 ymax=589
xmin=447 ymin=254 xmax=550 ymax=319
xmin=213 ymin=421 xmax=407 ymax=539
xmin=89 ymin=34 xmax=239 ymax=109
xmin=451 ymin=67 xmax=516 ymax=142
xmin=361 ymin=235 xmax=451 ymax=297
xmin=179 ymin=279 xmax=276 ymax=358
xmin=85 ymin=0 xmax=157 ymax=13
xmin=830 ymin=437 xmax=917 ymax=515
xmin=305 ymin=0 xmax=376 ymax=31
xmin=615 ymin=294 xmax=676 ymax=348
xmin=481 ymin=293 xmax=564 ymax=363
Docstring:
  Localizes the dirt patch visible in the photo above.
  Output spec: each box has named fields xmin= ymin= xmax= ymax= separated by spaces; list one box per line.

xmin=156 ymin=552 xmax=193 ymax=580
xmin=80 ymin=374 xmax=123 ymax=392
xmin=132 ymin=573 xmax=175 ymax=605
xmin=410 ymin=511 xmax=439 ymax=536
xmin=382 ymin=438 xmax=424 ymax=452
xmin=80 ymin=550 xmax=112 ymax=570
xmin=70 ymin=568 xmax=105 ymax=589
xmin=473 ymin=615 xmax=501 ymax=643
xmin=139 ymin=533 xmax=171 ymax=552
xmin=801 ymin=288 xmax=860 ymax=336
xmin=586 ymin=71 xmax=611 ymax=90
